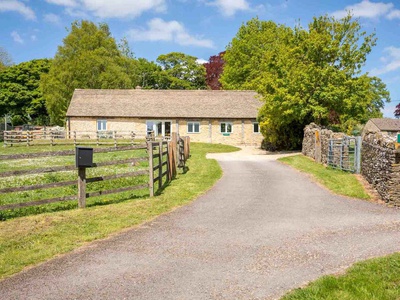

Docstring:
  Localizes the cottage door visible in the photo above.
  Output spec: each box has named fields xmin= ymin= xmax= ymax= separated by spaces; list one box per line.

xmin=164 ymin=122 xmax=171 ymax=138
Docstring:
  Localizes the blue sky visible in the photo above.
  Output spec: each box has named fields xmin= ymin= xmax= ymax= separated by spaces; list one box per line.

xmin=1 ymin=0 xmax=399 ymax=117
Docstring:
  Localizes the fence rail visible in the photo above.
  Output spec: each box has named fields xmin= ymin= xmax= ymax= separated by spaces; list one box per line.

xmin=0 ymin=146 xmax=149 ymax=211
xmin=3 ymin=130 xmax=144 ymax=147
xmin=0 ymin=135 xmax=191 ymax=213
xmin=148 ymin=141 xmax=170 ymax=197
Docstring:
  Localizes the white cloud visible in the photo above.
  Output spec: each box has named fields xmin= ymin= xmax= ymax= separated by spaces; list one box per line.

xmin=196 ymin=58 xmax=208 ymax=64
xmin=11 ymin=31 xmax=24 ymax=44
xmin=331 ymin=0 xmax=393 ymax=19
xmin=44 ymin=13 xmax=62 ymax=25
xmin=64 ymin=7 xmax=90 ymax=18
xmin=46 ymin=0 xmax=166 ymax=19
xmin=45 ymin=0 xmax=77 ymax=6
xmin=0 ymin=0 xmax=36 ymax=20
xmin=370 ymin=46 xmax=400 ymax=76
xmin=206 ymin=0 xmax=250 ymax=17
xmin=387 ymin=9 xmax=400 ymax=19
xmin=127 ymin=18 xmax=214 ymax=48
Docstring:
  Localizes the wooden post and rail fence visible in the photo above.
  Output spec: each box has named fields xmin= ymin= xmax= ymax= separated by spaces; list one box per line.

xmin=2 ymin=130 xmax=139 ymax=147
xmin=0 ymin=134 xmax=190 ymax=212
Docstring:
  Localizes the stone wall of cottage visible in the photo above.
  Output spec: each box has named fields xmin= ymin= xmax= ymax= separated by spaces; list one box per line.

xmin=68 ymin=117 xmax=263 ymax=146
xmin=362 ymin=132 xmax=400 ymax=206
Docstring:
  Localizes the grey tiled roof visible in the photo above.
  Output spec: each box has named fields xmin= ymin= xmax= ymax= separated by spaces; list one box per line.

xmin=66 ymin=89 xmax=261 ymax=119
xmin=370 ymin=118 xmax=400 ymax=132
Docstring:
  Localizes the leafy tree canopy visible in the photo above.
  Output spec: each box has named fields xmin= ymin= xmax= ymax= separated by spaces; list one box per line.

xmin=156 ymin=52 xmax=206 ymax=89
xmin=0 ymin=59 xmax=51 ymax=125
xmin=135 ymin=58 xmax=162 ymax=89
xmin=0 ymin=47 xmax=13 ymax=71
xmin=221 ymin=16 xmax=390 ymax=150
xmin=204 ymin=51 xmax=225 ymax=90
xmin=395 ymin=103 xmax=400 ymax=118
xmin=41 ymin=20 xmax=133 ymax=125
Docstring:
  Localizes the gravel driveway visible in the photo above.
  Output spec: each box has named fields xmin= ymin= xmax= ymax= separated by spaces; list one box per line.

xmin=1 ymin=147 xmax=400 ymax=300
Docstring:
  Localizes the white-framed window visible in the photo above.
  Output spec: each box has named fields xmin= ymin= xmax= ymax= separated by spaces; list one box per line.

xmin=220 ymin=122 xmax=233 ymax=133
xmin=253 ymin=122 xmax=260 ymax=133
xmin=97 ymin=120 xmax=107 ymax=131
xmin=187 ymin=122 xmax=200 ymax=133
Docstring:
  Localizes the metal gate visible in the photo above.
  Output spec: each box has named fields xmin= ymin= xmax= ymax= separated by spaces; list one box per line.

xmin=327 ymin=136 xmax=362 ymax=173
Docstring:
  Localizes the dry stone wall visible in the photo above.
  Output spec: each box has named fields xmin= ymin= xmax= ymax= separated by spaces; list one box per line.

xmin=302 ymin=123 xmax=345 ymax=164
xmin=362 ymin=132 xmax=400 ymax=206
xmin=303 ymin=123 xmax=400 ymax=207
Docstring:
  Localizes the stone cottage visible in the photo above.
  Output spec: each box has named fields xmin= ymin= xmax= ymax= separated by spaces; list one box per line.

xmin=362 ymin=118 xmax=400 ymax=138
xmin=65 ymin=89 xmax=264 ymax=146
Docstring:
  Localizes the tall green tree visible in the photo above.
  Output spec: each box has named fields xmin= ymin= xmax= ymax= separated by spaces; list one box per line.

xmin=0 ymin=47 xmax=13 ymax=71
xmin=221 ymin=16 xmax=390 ymax=150
xmin=41 ymin=20 xmax=133 ymax=125
xmin=135 ymin=58 xmax=162 ymax=89
xmin=0 ymin=59 xmax=51 ymax=125
xmin=156 ymin=52 xmax=206 ymax=89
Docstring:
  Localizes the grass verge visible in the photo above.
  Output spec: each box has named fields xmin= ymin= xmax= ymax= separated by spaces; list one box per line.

xmin=0 ymin=142 xmax=239 ymax=279
xmin=281 ymin=253 xmax=400 ymax=300
xmin=278 ymin=154 xmax=370 ymax=199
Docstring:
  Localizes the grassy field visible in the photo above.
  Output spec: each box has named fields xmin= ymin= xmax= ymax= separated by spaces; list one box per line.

xmin=278 ymin=154 xmax=370 ymax=199
xmin=0 ymin=143 xmax=149 ymax=219
xmin=278 ymin=154 xmax=400 ymax=300
xmin=0 ymin=142 xmax=238 ymax=279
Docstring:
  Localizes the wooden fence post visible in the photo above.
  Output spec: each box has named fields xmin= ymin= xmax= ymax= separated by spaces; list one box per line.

xmin=171 ymin=132 xmax=178 ymax=167
xmin=148 ymin=142 xmax=154 ymax=197
xmin=158 ymin=141 xmax=163 ymax=190
xmin=78 ymin=167 xmax=86 ymax=208
xmin=184 ymin=137 xmax=189 ymax=160
xmin=187 ymin=136 xmax=190 ymax=158
xmin=50 ymin=131 xmax=54 ymax=146
xmin=113 ymin=131 xmax=117 ymax=148
xmin=168 ymin=141 xmax=176 ymax=180
xmin=26 ymin=131 xmax=30 ymax=146
xmin=131 ymin=131 xmax=135 ymax=146
xmin=74 ymin=131 xmax=77 ymax=147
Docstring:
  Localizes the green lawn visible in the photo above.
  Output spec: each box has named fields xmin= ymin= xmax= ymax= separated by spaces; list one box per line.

xmin=279 ymin=154 xmax=400 ymax=300
xmin=0 ymin=142 xmax=239 ymax=279
xmin=278 ymin=154 xmax=370 ymax=199
xmin=282 ymin=253 xmax=400 ymax=300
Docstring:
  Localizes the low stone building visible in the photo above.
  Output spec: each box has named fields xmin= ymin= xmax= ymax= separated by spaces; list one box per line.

xmin=362 ymin=118 xmax=400 ymax=138
xmin=66 ymin=89 xmax=264 ymax=146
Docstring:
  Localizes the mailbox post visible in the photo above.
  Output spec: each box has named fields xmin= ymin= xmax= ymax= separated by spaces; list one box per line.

xmin=75 ymin=147 xmax=93 ymax=208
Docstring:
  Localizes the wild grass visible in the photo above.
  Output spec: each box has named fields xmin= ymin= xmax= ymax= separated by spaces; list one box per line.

xmin=0 ymin=142 xmax=239 ymax=279
xmin=278 ymin=155 xmax=370 ymax=199
xmin=281 ymin=253 xmax=400 ymax=300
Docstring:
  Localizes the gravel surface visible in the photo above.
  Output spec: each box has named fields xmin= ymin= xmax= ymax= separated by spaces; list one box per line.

xmin=1 ymin=147 xmax=400 ymax=300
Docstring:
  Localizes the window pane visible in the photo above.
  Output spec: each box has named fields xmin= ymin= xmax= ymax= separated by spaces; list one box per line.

xmin=253 ymin=123 xmax=259 ymax=133
xmin=157 ymin=122 xmax=162 ymax=136
xmin=146 ymin=121 xmax=154 ymax=132
xmin=97 ymin=120 xmax=106 ymax=131
xmin=188 ymin=123 xmax=193 ymax=133
xmin=221 ymin=123 xmax=226 ymax=133
xmin=165 ymin=122 xmax=171 ymax=135
xmin=227 ymin=123 xmax=232 ymax=133
xmin=194 ymin=123 xmax=200 ymax=133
